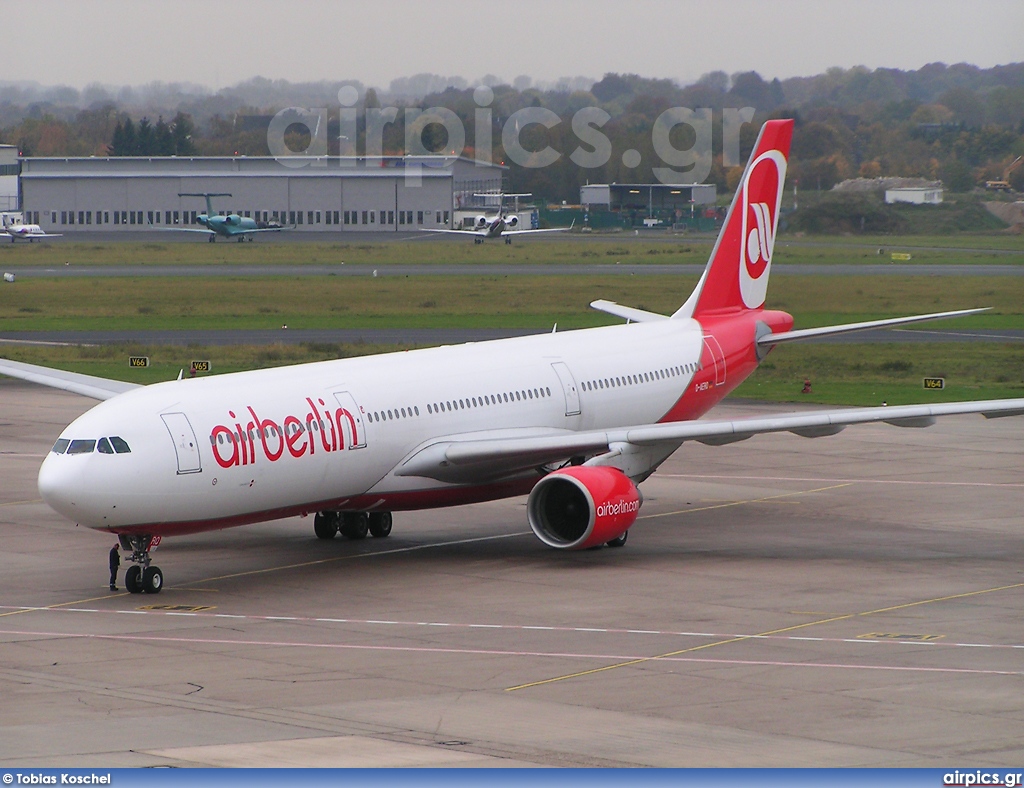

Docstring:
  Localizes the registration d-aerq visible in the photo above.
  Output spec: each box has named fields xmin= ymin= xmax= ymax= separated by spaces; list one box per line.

xmin=3 ymin=119 xmax=1022 ymax=595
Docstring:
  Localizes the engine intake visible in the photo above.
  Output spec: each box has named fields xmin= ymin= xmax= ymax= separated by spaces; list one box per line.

xmin=527 ymin=466 xmax=641 ymax=550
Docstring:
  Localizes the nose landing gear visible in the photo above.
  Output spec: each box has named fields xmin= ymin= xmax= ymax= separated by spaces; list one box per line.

xmin=118 ymin=534 xmax=163 ymax=594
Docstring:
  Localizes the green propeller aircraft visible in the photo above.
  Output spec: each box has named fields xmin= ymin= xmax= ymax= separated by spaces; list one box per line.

xmin=164 ymin=193 xmax=290 ymax=242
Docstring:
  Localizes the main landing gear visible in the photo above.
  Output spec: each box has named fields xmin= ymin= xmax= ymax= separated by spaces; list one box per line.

xmin=314 ymin=511 xmax=393 ymax=540
xmin=118 ymin=534 xmax=163 ymax=594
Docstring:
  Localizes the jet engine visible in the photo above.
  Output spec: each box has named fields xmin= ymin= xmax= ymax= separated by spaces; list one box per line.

xmin=527 ymin=466 xmax=641 ymax=550
xmin=504 ymin=215 xmax=519 ymax=228
xmin=474 ymin=215 xmax=489 ymax=229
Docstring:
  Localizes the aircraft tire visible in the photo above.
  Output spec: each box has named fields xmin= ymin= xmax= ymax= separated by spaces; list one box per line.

xmin=606 ymin=532 xmax=628 ymax=548
xmin=341 ymin=512 xmax=369 ymax=540
xmin=125 ymin=565 xmax=143 ymax=594
xmin=368 ymin=512 xmax=392 ymax=538
xmin=314 ymin=511 xmax=338 ymax=539
xmin=142 ymin=566 xmax=163 ymax=594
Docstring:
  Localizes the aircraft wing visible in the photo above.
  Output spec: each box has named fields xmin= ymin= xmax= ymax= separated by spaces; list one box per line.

xmin=4 ymin=231 xmax=63 ymax=239
xmin=151 ymin=227 xmax=216 ymax=235
xmin=394 ymin=398 xmax=1024 ymax=483
xmin=0 ymin=358 xmax=140 ymax=401
xmin=419 ymin=228 xmax=487 ymax=237
xmin=504 ymin=227 xmax=572 ymax=235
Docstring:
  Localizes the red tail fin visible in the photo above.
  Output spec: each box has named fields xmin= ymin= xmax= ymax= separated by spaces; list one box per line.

xmin=678 ymin=119 xmax=793 ymax=318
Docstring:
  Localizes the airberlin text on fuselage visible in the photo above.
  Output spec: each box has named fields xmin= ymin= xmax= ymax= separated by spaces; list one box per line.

xmin=210 ymin=396 xmax=360 ymax=469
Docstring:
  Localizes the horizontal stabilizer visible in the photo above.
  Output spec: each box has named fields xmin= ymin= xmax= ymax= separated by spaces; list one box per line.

xmin=757 ymin=308 xmax=989 ymax=346
xmin=590 ymin=300 xmax=669 ymax=323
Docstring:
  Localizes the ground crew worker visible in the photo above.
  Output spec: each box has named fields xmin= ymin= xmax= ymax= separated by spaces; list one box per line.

xmin=109 ymin=543 xmax=120 ymax=591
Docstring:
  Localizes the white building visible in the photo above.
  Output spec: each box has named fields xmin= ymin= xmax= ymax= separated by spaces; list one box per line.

xmin=0 ymin=144 xmax=18 ymax=211
xmin=885 ymin=187 xmax=943 ymax=205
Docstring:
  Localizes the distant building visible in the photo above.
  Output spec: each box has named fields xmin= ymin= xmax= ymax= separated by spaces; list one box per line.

xmin=0 ymin=144 xmax=18 ymax=211
xmin=885 ymin=187 xmax=944 ymax=205
xmin=580 ymin=183 xmax=716 ymax=227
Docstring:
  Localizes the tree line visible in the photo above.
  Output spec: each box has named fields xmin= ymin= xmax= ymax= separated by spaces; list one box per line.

xmin=2 ymin=62 xmax=1023 ymax=200
xmin=109 ymin=112 xmax=197 ymax=156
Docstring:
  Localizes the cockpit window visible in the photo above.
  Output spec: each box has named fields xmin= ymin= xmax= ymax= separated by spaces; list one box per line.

xmin=109 ymin=436 xmax=131 ymax=454
xmin=67 ymin=439 xmax=97 ymax=455
xmin=97 ymin=437 xmax=114 ymax=454
xmin=52 ymin=438 xmax=70 ymax=454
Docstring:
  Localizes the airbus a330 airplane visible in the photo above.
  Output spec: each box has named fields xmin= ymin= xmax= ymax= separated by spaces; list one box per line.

xmin=421 ymin=193 xmax=572 ymax=244
xmin=3 ymin=119 xmax=1022 ymax=596
xmin=159 ymin=193 xmax=287 ymax=242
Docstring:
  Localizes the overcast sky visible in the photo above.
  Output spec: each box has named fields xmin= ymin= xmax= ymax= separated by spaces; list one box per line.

xmin=3 ymin=0 xmax=1022 ymax=91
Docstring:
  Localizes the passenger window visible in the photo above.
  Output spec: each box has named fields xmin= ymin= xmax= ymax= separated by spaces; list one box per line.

xmin=52 ymin=438 xmax=70 ymax=454
xmin=110 ymin=436 xmax=131 ymax=453
xmin=67 ymin=439 xmax=97 ymax=455
xmin=97 ymin=437 xmax=114 ymax=454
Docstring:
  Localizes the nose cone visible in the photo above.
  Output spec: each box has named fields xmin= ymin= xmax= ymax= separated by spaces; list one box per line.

xmin=38 ymin=453 xmax=80 ymax=521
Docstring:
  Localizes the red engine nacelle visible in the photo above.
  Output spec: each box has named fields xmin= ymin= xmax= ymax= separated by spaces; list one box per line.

xmin=527 ymin=466 xmax=641 ymax=550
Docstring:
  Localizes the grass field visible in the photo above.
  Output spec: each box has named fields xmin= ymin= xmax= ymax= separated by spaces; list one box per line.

xmin=0 ymin=274 xmax=1020 ymax=331
xmin=1 ymin=234 xmax=1021 ymax=407
xmin=0 ymin=234 xmax=1021 ymax=268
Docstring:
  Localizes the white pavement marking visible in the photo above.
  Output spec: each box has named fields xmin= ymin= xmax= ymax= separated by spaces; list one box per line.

xmin=0 ymin=626 xmax=1018 ymax=679
xmin=2 ymin=604 xmax=1020 ymax=652
xmin=661 ymin=473 xmax=1024 ymax=488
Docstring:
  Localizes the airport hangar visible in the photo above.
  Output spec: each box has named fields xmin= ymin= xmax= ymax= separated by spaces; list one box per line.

xmin=16 ymin=154 xmax=506 ymax=234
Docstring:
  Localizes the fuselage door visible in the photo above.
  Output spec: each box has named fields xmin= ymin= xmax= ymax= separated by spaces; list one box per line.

xmin=333 ymin=391 xmax=367 ymax=449
xmin=551 ymin=362 xmax=582 ymax=416
xmin=161 ymin=412 xmax=202 ymax=475
xmin=702 ymin=334 xmax=727 ymax=387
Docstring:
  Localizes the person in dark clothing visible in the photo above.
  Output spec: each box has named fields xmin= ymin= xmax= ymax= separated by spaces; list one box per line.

xmin=109 ymin=544 xmax=120 ymax=591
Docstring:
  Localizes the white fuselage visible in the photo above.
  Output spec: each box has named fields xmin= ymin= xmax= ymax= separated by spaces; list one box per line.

xmin=39 ymin=320 xmax=706 ymax=534
xmin=6 ymin=223 xmax=44 ymax=237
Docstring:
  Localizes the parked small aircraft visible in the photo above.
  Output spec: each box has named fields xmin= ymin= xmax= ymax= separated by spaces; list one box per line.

xmin=421 ymin=193 xmax=571 ymax=244
xmin=2 ymin=213 xmax=61 ymax=242
xmin=161 ymin=193 xmax=287 ymax=242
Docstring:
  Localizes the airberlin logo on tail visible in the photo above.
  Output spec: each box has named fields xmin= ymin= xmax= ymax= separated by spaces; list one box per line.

xmin=738 ymin=149 xmax=787 ymax=310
